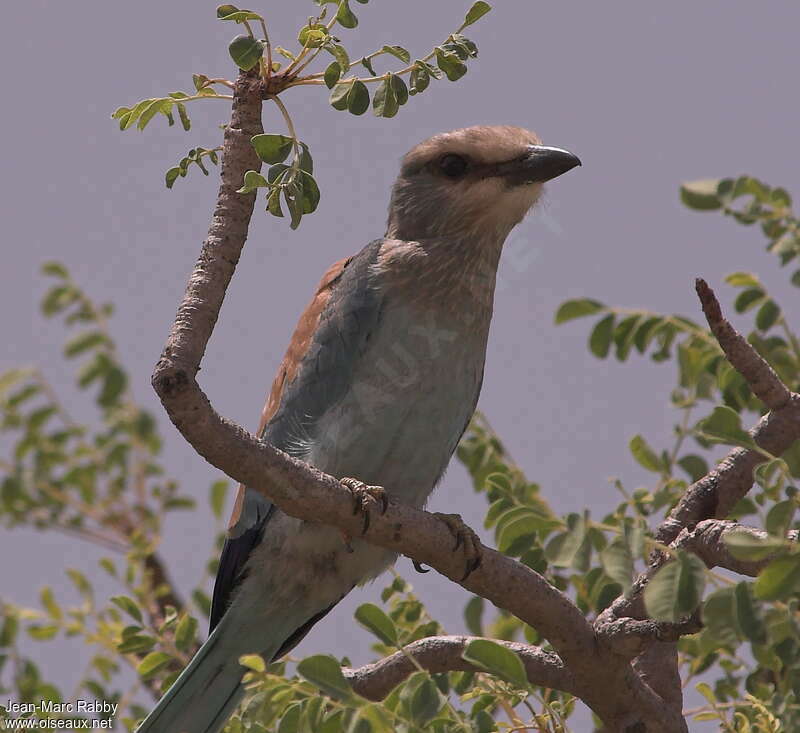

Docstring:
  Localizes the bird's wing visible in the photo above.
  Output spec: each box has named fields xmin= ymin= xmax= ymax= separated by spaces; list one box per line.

xmin=209 ymin=240 xmax=386 ymax=632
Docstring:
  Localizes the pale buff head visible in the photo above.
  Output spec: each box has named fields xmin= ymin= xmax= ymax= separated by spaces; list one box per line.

xmin=386 ymin=125 xmax=580 ymax=242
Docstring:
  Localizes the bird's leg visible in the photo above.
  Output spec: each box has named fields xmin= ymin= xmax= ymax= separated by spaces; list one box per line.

xmin=433 ymin=513 xmax=483 ymax=581
xmin=340 ymin=477 xmax=389 ymax=540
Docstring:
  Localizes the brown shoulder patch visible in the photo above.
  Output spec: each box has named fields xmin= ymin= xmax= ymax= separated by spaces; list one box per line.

xmin=227 ymin=483 xmax=247 ymax=532
xmin=256 ymin=255 xmax=352 ymax=435
xmin=227 ymin=256 xmax=352 ymax=536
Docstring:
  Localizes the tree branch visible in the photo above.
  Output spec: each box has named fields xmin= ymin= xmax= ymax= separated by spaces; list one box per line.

xmin=674 ymin=519 xmax=798 ymax=576
xmin=598 ymin=279 xmax=800 ymax=717
xmin=656 ymin=281 xmax=800 ymax=548
xmin=343 ymin=636 xmax=577 ymax=701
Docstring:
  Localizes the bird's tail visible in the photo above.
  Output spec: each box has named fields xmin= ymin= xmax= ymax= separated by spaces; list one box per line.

xmin=135 ymin=608 xmax=274 ymax=733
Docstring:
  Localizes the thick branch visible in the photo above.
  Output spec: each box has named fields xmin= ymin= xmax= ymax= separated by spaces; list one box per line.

xmin=674 ymin=519 xmax=798 ymax=576
xmin=696 ymin=278 xmax=791 ymax=411
xmin=343 ymin=636 xmax=577 ymax=701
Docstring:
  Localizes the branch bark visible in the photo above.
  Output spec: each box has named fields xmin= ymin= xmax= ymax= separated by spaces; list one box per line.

xmin=343 ymin=636 xmax=577 ymax=701
xmin=674 ymin=519 xmax=798 ymax=576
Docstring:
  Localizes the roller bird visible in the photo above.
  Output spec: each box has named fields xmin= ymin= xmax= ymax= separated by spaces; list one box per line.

xmin=137 ymin=125 xmax=580 ymax=732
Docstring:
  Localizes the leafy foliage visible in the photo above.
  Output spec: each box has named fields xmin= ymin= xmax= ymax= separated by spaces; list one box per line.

xmin=555 ymin=175 xmax=800 ymax=730
xmin=111 ymin=1 xmax=492 ymax=229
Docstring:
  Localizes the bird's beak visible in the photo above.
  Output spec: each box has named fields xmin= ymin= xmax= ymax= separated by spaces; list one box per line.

xmin=500 ymin=145 xmax=581 ymax=185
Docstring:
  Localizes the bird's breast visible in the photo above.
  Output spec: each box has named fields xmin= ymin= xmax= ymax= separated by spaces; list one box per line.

xmin=308 ymin=300 xmax=490 ymax=507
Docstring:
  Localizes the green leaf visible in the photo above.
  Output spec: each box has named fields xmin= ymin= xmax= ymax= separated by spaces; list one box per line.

xmin=165 ymin=167 xmax=182 ymax=189
xmin=372 ymin=77 xmax=399 ymax=118
xmin=66 ymin=569 xmax=92 ymax=597
xmin=239 ymin=653 xmax=265 ymax=672
xmin=734 ymin=287 xmax=765 ymax=313
xmin=336 ymin=0 xmax=358 ymax=28
xmin=464 ymin=596 xmax=483 ymax=635
xmin=324 ymin=61 xmax=342 ymax=89
xmin=755 ymin=299 xmax=780 ymax=331
xmin=724 ymin=530 xmax=786 ymax=561
xmin=680 ymin=179 xmax=722 ymax=210
xmin=409 ymin=62 xmax=431 ymax=95
xmin=175 ymin=615 xmax=198 ymax=652
xmin=137 ymin=651 xmax=172 ymax=680
xmin=677 ymin=454 xmax=708 ymax=482
xmin=354 ymin=603 xmax=397 ymax=646
xmin=733 ymin=581 xmax=764 ymax=642
xmin=329 ymin=79 xmax=369 ymax=115
xmin=99 ymin=366 xmax=127 ymax=407
xmin=64 ymin=331 xmax=107 ymax=358
xmin=697 ymin=406 xmax=758 ymax=450
xmin=409 ymin=677 xmax=444 ymax=726
xmin=360 ymin=56 xmax=377 ymax=75
xmin=117 ymin=635 xmax=156 ymax=654
xmin=138 ymin=99 xmax=170 ymax=130
xmin=192 ymin=74 xmax=210 ymax=91
xmin=588 ymin=314 xmax=615 ymax=358
xmin=209 ymin=480 xmax=228 ymax=520
xmin=110 ymin=595 xmax=143 ymax=623
xmin=176 ymin=102 xmax=191 ymax=131
xmin=643 ymin=551 xmax=706 ymax=622
xmin=600 ymin=539 xmax=633 ymax=592
xmin=267 ymin=186 xmax=283 ymax=218
xmin=755 ymin=556 xmax=800 ymax=604
xmin=296 ymin=655 xmax=352 ymax=701
xmin=381 ymin=45 xmax=410 ymax=63
xmin=40 ymin=587 xmax=62 ymax=621
xmin=299 ymin=143 xmax=314 ymax=174
xmin=228 ymin=35 xmax=265 ymax=71
xmin=41 ymin=261 xmax=68 ymax=279
xmin=28 ymin=624 xmax=59 ymax=640
xmin=347 ymin=80 xmax=370 ymax=115
xmin=389 ymin=73 xmax=408 ymax=105
xmin=324 ymin=42 xmax=350 ymax=70
xmin=766 ymin=500 xmax=795 ymax=537
xmin=463 ymin=1 xmax=492 ymax=26
xmin=629 ymin=434 xmax=664 ymax=473
xmin=216 ymin=4 xmax=239 ymax=18
xmin=298 ymin=24 xmax=328 ymax=49
xmin=497 ymin=513 xmax=541 ymax=554
xmin=545 ymin=513 xmax=588 ymax=569
xmin=613 ymin=314 xmax=641 ymax=360
xmin=462 ymin=639 xmax=528 ymax=687
xmin=277 ymin=703 xmax=301 ymax=733
xmin=435 ymin=47 xmax=467 ymax=81
xmin=299 ymin=172 xmax=321 ymax=214
xmin=251 ymin=134 xmax=294 ymax=164
xmin=725 ymin=271 xmax=760 ymax=288
xmin=555 ymin=298 xmax=604 ymax=324
xmin=237 ymin=170 xmax=269 ymax=194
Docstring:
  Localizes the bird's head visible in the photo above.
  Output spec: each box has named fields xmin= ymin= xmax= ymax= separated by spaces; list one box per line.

xmin=386 ymin=125 xmax=580 ymax=243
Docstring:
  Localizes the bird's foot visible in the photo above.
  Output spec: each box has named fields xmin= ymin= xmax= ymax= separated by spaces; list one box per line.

xmin=433 ymin=512 xmax=483 ymax=581
xmin=341 ymin=477 xmax=388 ymax=536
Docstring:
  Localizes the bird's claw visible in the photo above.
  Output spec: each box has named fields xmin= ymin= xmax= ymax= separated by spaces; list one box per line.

xmin=341 ymin=477 xmax=388 ymax=535
xmin=412 ymin=560 xmax=430 ymax=574
xmin=433 ymin=512 xmax=483 ymax=581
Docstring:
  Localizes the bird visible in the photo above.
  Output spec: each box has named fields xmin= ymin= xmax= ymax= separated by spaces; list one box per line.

xmin=136 ymin=125 xmax=580 ymax=732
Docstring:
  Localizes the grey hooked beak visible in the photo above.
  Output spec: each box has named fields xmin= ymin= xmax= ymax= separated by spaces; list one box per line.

xmin=501 ymin=145 xmax=581 ymax=185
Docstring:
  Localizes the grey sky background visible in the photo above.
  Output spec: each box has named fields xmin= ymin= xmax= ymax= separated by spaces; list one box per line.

xmin=1 ymin=1 xmax=798 ymax=729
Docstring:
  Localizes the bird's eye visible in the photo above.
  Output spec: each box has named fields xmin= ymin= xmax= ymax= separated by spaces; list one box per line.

xmin=439 ymin=153 xmax=468 ymax=179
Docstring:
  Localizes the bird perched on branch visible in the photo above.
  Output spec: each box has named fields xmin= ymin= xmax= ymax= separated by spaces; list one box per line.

xmin=137 ymin=125 xmax=579 ymax=733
